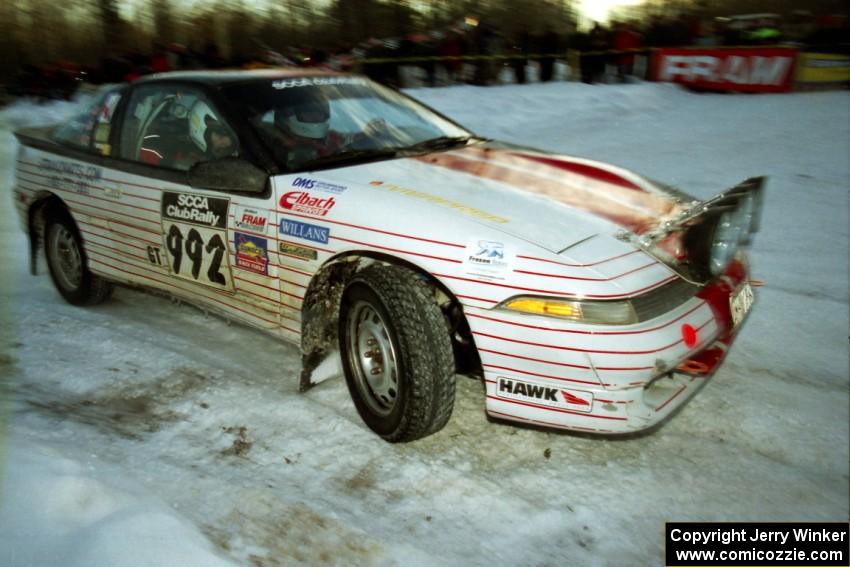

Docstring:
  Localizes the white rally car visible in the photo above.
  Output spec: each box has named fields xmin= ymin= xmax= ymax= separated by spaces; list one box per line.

xmin=12 ymin=70 xmax=763 ymax=441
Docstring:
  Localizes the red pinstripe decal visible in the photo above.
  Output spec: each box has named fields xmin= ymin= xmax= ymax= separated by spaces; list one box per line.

xmin=456 ymin=294 xmax=499 ymax=304
xmin=472 ymin=315 xmax=712 ymax=355
xmin=78 ymin=227 xmax=148 ymax=252
xmin=232 ymin=275 xmax=281 ymax=294
xmin=278 ymin=239 xmax=333 ymax=254
xmin=513 ymin=260 xmax=658 ymax=281
xmin=76 ymin=219 xmax=161 ymax=246
xmin=86 ymin=253 xmax=286 ymax=327
xmin=655 ymin=386 xmax=687 ymax=412
xmin=278 ymin=251 xmax=315 ymax=262
xmin=478 ymin=347 xmax=653 ymax=371
xmin=331 ymin=235 xmax=462 ymax=264
xmin=466 ymin=301 xmax=705 ymax=336
xmin=281 ymin=289 xmax=304 ymax=301
xmin=434 ymin=272 xmax=677 ymax=299
xmin=595 ymin=398 xmax=630 ymax=404
xmin=272 ymin=209 xmax=465 ymax=248
xmin=16 ymin=170 xmax=161 ymax=212
xmin=516 ymin=249 xmax=640 ymax=268
xmin=17 ymin=181 xmax=161 ymax=231
xmin=486 ymin=395 xmax=628 ymax=421
xmin=280 ymin=265 xmax=313 ymax=277
xmin=18 ymin=160 xmax=167 ymax=197
xmin=482 ymin=363 xmax=605 ymax=386
xmin=487 ymin=410 xmax=613 ymax=433
xmin=84 ymin=243 xmax=287 ymax=318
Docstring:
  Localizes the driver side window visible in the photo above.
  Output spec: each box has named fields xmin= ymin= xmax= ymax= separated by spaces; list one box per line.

xmin=118 ymin=86 xmax=239 ymax=171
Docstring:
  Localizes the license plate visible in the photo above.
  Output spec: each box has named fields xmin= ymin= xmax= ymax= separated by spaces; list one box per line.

xmin=730 ymin=282 xmax=754 ymax=327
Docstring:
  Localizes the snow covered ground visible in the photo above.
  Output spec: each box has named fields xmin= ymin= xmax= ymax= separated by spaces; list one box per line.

xmin=1 ymin=81 xmax=847 ymax=566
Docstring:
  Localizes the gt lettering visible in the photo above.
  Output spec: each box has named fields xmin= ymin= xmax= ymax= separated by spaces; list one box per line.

xmin=146 ymin=245 xmax=163 ymax=266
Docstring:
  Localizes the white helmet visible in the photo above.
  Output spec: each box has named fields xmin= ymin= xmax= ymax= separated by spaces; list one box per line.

xmin=276 ymin=92 xmax=330 ymax=140
xmin=189 ymin=100 xmax=218 ymax=152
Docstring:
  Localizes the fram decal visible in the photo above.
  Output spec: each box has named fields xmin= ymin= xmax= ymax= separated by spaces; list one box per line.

xmin=279 ymin=219 xmax=330 ymax=244
xmin=280 ymin=191 xmax=336 ymax=217
xmin=291 ymin=177 xmax=347 ymax=194
xmin=497 ymin=377 xmax=593 ymax=413
xmin=233 ymin=205 xmax=268 ymax=233
xmin=659 ymin=55 xmax=792 ymax=85
xmin=235 ymin=232 xmax=269 ymax=275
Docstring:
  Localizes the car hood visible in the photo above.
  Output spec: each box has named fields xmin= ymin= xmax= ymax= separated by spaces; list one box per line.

xmin=343 ymin=143 xmax=689 ymax=254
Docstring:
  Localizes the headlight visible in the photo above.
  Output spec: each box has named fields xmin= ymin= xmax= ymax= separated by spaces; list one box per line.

xmin=500 ymin=296 xmax=638 ymax=325
xmin=685 ymin=181 xmax=764 ymax=279
xmin=709 ymin=210 xmax=744 ymax=275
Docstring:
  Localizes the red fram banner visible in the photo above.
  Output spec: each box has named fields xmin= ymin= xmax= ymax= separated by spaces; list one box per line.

xmin=652 ymin=47 xmax=797 ymax=93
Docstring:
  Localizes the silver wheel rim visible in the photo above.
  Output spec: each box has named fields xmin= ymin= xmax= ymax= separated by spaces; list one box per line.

xmin=346 ymin=299 xmax=399 ymax=417
xmin=48 ymin=225 xmax=83 ymax=291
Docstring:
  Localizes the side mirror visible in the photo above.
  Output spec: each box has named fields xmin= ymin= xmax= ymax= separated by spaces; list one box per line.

xmin=188 ymin=158 xmax=268 ymax=194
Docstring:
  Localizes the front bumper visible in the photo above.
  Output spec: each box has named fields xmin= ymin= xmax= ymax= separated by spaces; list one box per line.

xmin=473 ymin=261 xmax=751 ymax=434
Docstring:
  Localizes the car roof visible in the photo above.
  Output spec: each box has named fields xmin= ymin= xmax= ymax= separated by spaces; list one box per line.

xmin=135 ymin=68 xmax=351 ymax=87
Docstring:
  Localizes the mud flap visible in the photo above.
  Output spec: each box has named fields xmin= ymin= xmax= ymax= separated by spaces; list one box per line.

xmin=298 ymin=260 xmax=358 ymax=393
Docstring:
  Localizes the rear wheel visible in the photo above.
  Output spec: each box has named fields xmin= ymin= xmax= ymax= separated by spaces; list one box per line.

xmin=339 ymin=264 xmax=455 ymax=442
xmin=45 ymin=211 xmax=113 ymax=306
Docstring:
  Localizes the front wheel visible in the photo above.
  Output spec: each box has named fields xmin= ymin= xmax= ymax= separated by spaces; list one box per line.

xmin=339 ymin=264 xmax=455 ymax=442
xmin=44 ymin=210 xmax=113 ymax=306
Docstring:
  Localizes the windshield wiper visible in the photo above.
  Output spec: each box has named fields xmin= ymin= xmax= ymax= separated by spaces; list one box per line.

xmin=401 ymin=136 xmax=472 ymax=153
xmin=296 ymin=148 xmax=400 ymax=170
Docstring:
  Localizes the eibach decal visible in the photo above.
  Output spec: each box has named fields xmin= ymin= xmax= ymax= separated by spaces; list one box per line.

xmin=279 ymin=191 xmax=336 ymax=217
xmin=161 ymin=192 xmax=234 ymax=291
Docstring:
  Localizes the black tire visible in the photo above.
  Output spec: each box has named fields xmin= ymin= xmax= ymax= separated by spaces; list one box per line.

xmin=339 ymin=264 xmax=455 ymax=442
xmin=44 ymin=209 xmax=113 ymax=306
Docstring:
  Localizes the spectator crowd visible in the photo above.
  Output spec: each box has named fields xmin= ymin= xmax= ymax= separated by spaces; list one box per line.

xmin=3 ymin=10 xmax=848 ymax=101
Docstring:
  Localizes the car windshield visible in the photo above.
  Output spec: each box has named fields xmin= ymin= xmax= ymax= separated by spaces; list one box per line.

xmin=222 ymin=76 xmax=471 ymax=171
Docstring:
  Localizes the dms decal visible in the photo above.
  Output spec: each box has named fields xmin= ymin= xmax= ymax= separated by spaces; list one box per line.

xmin=463 ymin=238 xmax=514 ymax=281
xmin=279 ymin=219 xmax=330 ymax=244
xmin=291 ymin=177 xmax=347 ymax=194
xmin=162 ymin=192 xmax=228 ymax=229
xmin=280 ymin=191 xmax=336 ymax=217
xmin=233 ymin=205 xmax=269 ymax=233
xmin=235 ymin=232 xmax=269 ymax=275
xmin=279 ymin=242 xmax=318 ymax=260
xmin=497 ymin=377 xmax=593 ymax=413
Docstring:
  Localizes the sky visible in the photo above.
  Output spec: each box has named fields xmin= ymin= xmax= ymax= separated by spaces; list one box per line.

xmin=578 ymin=0 xmax=646 ymax=25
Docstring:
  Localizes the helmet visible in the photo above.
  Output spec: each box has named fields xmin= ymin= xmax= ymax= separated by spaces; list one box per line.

xmin=189 ymin=99 xmax=218 ymax=152
xmin=275 ymin=89 xmax=330 ymax=140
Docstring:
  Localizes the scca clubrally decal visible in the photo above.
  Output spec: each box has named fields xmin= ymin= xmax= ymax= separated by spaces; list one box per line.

xmin=161 ymin=192 xmax=234 ymax=291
